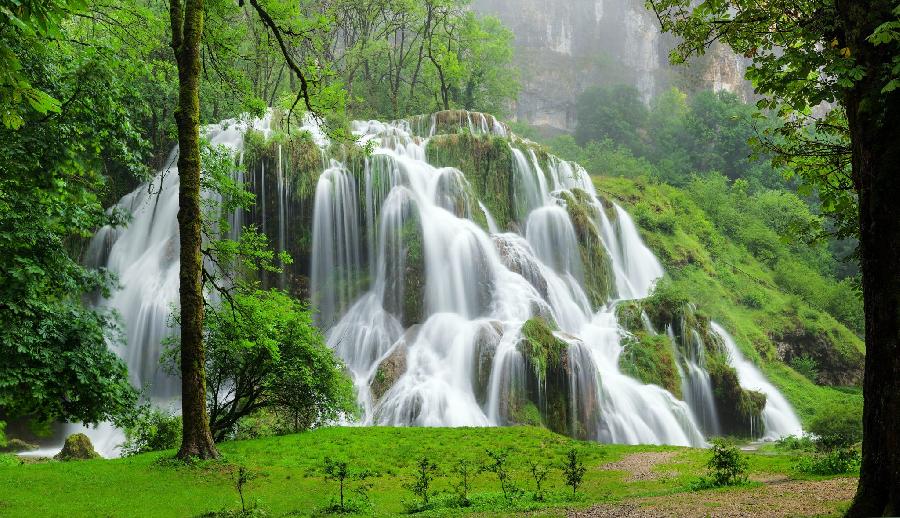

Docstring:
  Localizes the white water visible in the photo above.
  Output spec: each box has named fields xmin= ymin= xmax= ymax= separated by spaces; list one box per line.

xmin=712 ymin=323 xmax=803 ymax=439
xmin=47 ymin=110 xmax=802 ymax=457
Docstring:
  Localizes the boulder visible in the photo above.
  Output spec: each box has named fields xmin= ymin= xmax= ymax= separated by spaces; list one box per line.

xmin=54 ymin=433 xmax=100 ymax=461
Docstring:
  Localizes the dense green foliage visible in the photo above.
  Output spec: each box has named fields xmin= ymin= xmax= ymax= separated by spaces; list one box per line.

xmin=164 ymin=289 xmax=356 ymax=442
xmin=696 ymin=439 xmax=748 ymax=488
xmin=121 ymin=409 xmax=183 ymax=457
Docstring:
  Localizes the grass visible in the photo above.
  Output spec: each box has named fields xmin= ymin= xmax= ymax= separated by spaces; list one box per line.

xmin=0 ymin=427 xmax=846 ymax=517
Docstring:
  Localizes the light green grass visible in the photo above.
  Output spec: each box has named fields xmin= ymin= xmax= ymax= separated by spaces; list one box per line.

xmin=0 ymin=427 xmax=833 ymax=517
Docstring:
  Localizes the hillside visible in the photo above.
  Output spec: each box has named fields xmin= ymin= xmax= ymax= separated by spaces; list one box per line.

xmin=593 ymin=175 xmax=864 ymax=424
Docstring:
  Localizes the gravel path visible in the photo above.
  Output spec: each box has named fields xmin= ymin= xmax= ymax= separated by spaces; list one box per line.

xmin=570 ymin=477 xmax=857 ymax=518
xmin=601 ymin=451 xmax=680 ymax=481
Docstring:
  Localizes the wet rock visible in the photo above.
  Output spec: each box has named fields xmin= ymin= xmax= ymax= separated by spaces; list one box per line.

xmin=471 ymin=321 xmax=503 ymax=405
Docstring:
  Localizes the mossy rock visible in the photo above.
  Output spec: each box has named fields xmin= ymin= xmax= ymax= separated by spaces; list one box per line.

xmin=707 ymin=356 xmax=767 ymax=437
xmin=409 ymin=110 xmax=509 ymax=137
xmin=518 ymin=317 xmax=568 ymax=383
xmin=379 ymin=197 xmax=426 ymax=327
xmin=615 ymin=301 xmax=645 ymax=334
xmin=0 ymin=438 xmax=38 ymax=453
xmin=426 ymin=133 xmax=514 ymax=230
xmin=560 ymin=189 xmax=616 ymax=308
xmin=619 ymin=331 xmax=683 ymax=399
xmin=370 ymin=336 xmax=413 ymax=402
xmin=493 ymin=235 xmax=549 ymax=299
xmin=54 ymin=433 xmax=100 ymax=461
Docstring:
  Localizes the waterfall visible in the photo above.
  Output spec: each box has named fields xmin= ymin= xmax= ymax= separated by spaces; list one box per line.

xmin=712 ymin=323 xmax=803 ymax=439
xmin=72 ymin=110 xmax=802 ymax=456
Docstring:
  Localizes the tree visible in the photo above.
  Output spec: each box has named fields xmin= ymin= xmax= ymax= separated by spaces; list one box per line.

xmin=164 ymin=289 xmax=356 ymax=442
xmin=0 ymin=12 xmax=146 ymax=435
xmin=649 ymin=1 xmax=900 ymax=513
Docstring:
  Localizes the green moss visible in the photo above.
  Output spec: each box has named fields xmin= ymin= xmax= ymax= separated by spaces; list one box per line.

xmin=518 ymin=317 xmax=568 ymax=383
xmin=560 ymin=189 xmax=616 ymax=308
xmin=54 ymin=433 xmax=100 ymax=461
xmin=619 ymin=332 xmax=683 ymax=399
xmin=707 ymin=355 xmax=767 ymax=437
xmin=426 ymin=133 xmax=514 ymax=230
xmin=400 ymin=215 xmax=426 ymax=327
xmin=509 ymin=402 xmax=543 ymax=427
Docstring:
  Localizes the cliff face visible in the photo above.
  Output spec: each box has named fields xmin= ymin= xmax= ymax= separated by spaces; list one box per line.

xmin=472 ymin=0 xmax=752 ymax=130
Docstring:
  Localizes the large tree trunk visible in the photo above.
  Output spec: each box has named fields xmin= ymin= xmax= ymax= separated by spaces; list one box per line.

xmin=839 ymin=2 xmax=900 ymax=515
xmin=170 ymin=0 xmax=219 ymax=460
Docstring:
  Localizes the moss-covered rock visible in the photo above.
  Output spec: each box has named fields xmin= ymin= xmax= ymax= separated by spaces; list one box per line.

xmin=707 ymin=356 xmax=767 ymax=437
xmin=54 ymin=433 xmax=100 ymax=461
xmin=518 ymin=317 xmax=568 ymax=383
xmin=409 ymin=110 xmax=509 ymax=137
xmin=426 ymin=133 xmax=514 ymax=230
xmin=619 ymin=331 xmax=683 ymax=399
xmin=772 ymin=325 xmax=863 ymax=386
xmin=370 ymin=338 xmax=413 ymax=402
xmin=559 ymin=189 xmax=616 ymax=308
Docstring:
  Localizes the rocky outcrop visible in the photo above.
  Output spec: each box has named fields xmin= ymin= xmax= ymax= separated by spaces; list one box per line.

xmin=54 ymin=433 xmax=100 ymax=461
xmin=772 ymin=327 xmax=864 ymax=386
xmin=560 ymin=189 xmax=617 ymax=308
xmin=471 ymin=0 xmax=754 ymax=131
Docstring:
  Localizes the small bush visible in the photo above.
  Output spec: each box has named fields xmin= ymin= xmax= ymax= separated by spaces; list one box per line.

xmin=121 ymin=407 xmax=182 ymax=456
xmin=693 ymin=439 xmax=748 ymax=489
xmin=562 ymin=448 xmax=586 ymax=497
xmin=789 ymin=355 xmax=819 ymax=383
xmin=528 ymin=460 xmax=550 ymax=501
xmin=322 ymin=457 xmax=372 ymax=514
xmin=796 ymin=448 xmax=861 ymax=475
xmin=451 ymin=458 xmax=474 ymax=507
xmin=808 ymin=402 xmax=862 ymax=451
xmin=404 ymin=456 xmax=439 ymax=508
xmin=482 ymin=448 xmax=519 ymax=505
xmin=774 ymin=434 xmax=815 ymax=452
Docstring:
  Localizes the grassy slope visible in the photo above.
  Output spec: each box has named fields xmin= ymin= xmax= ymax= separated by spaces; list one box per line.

xmin=0 ymin=427 xmax=842 ymax=518
xmin=594 ymin=176 xmax=863 ymax=425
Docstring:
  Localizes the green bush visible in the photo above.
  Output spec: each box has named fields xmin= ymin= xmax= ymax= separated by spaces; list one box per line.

xmin=121 ymin=408 xmax=182 ymax=456
xmin=774 ymin=434 xmax=815 ymax=452
xmin=808 ymin=402 xmax=862 ymax=451
xmin=789 ymin=355 xmax=819 ymax=383
xmin=796 ymin=448 xmax=861 ymax=475
xmin=693 ymin=439 xmax=749 ymax=489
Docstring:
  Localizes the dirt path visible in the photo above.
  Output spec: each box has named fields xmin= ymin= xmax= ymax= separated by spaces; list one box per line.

xmin=570 ymin=477 xmax=857 ymax=518
xmin=601 ymin=451 xmax=680 ymax=481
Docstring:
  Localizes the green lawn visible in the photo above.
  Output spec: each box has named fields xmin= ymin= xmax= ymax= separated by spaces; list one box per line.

xmin=0 ymin=427 xmax=846 ymax=517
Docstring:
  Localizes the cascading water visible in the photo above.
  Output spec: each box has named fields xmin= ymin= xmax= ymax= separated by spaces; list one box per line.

xmin=71 ymin=110 xmax=802 ymax=456
xmin=712 ymin=323 xmax=803 ymax=439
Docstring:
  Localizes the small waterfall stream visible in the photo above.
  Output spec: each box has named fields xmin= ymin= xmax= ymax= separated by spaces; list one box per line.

xmin=70 ymin=111 xmax=802 ymax=456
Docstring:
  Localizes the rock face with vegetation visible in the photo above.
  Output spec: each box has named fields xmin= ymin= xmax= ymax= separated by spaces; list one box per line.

xmin=560 ymin=188 xmax=617 ymax=308
xmin=54 ymin=433 xmax=100 ymax=461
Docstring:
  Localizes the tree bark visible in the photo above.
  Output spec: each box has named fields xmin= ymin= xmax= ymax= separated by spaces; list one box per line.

xmin=838 ymin=2 xmax=900 ymax=515
xmin=170 ymin=0 xmax=219 ymax=460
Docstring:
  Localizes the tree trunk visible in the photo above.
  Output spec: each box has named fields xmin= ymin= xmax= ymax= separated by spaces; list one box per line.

xmin=839 ymin=2 xmax=900 ymax=515
xmin=170 ymin=0 xmax=219 ymax=460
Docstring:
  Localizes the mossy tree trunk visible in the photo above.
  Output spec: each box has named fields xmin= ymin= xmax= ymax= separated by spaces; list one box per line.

xmin=170 ymin=0 xmax=219 ymax=460
xmin=838 ymin=1 xmax=900 ymax=514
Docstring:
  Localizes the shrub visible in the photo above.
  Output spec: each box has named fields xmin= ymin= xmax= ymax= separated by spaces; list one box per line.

xmin=694 ymin=439 xmax=748 ymax=489
xmin=562 ymin=448 xmax=586 ymax=497
xmin=482 ymin=448 xmax=519 ymax=504
xmin=808 ymin=402 xmax=862 ymax=451
xmin=451 ymin=459 xmax=474 ymax=507
xmin=404 ymin=456 xmax=439 ymax=508
xmin=789 ymin=355 xmax=819 ymax=383
xmin=774 ymin=434 xmax=815 ymax=452
xmin=121 ymin=407 xmax=182 ymax=456
xmin=322 ymin=457 xmax=372 ymax=514
xmin=796 ymin=448 xmax=861 ymax=475
xmin=528 ymin=460 xmax=550 ymax=501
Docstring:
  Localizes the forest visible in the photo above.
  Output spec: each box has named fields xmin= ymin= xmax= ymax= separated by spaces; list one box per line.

xmin=0 ymin=0 xmax=897 ymax=517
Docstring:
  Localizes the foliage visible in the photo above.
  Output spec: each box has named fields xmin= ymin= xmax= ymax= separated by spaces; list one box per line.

xmin=562 ymin=448 xmax=586 ymax=497
xmin=527 ymin=460 xmax=550 ymax=501
xmin=796 ymin=447 xmax=861 ymax=476
xmin=322 ymin=457 xmax=372 ymax=514
xmin=774 ymin=434 xmax=816 ymax=453
xmin=693 ymin=439 xmax=748 ymax=489
xmin=808 ymin=401 xmax=863 ymax=451
xmin=451 ymin=458 xmax=474 ymax=507
xmin=789 ymin=355 xmax=820 ymax=383
xmin=164 ymin=289 xmax=356 ymax=442
xmin=403 ymin=456 xmax=440 ymax=510
xmin=482 ymin=448 xmax=519 ymax=504
xmin=121 ymin=408 xmax=182 ymax=457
